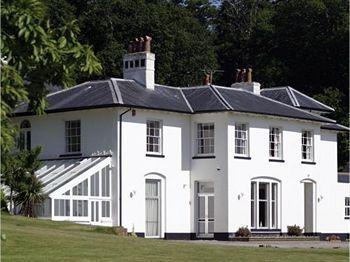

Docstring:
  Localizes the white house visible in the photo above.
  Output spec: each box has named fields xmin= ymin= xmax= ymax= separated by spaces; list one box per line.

xmin=12 ymin=36 xmax=349 ymax=240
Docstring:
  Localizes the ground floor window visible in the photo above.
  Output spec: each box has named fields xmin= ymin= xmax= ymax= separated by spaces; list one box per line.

xmin=345 ymin=197 xmax=350 ymax=219
xmin=73 ymin=200 xmax=88 ymax=217
xmin=54 ymin=199 xmax=70 ymax=216
xmin=251 ymin=181 xmax=278 ymax=229
xmin=102 ymin=201 xmax=110 ymax=218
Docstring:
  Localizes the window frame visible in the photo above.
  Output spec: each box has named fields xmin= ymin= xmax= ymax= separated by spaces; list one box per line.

xmin=18 ymin=120 xmax=31 ymax=151
xmin=146 ymin=119 xmax=163 ymax=155
xmin=301 ymin=130 xmax=314 ymax=161
xmin=195 ymin=123 xmax=215 ymax=156
xmin=234 ymin=123 xmax=249 ymax=157
xmin=345 ymin=197 xmax=350 ymax=220
xmin=269 ymin=127 xmax=283 ymax=160
xmin=251 ymin=180 xmax=279 ymax=229
xmin=65 ymin=120 xmax=81 ymax=153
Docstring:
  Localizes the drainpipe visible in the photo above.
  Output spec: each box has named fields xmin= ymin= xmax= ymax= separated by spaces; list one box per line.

xmin=119 ymin=108 xmax=132 ymax=227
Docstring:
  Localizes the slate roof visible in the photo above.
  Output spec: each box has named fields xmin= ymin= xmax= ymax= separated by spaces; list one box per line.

xmin=320 ymin=123 xmax=349 ymax=132
xmin=13 ymin=78 xmax=337 ymax=124
xmin=260 ymin=86 xmax=334 ymax=113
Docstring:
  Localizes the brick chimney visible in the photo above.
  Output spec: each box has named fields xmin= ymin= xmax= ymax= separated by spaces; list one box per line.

xmin=123 ymin=36 xmax=155 ymax=90
xmin=231 ymin=67 xmax=260 ymax=94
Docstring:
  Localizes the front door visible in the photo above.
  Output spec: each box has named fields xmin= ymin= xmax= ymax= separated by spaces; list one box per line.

xmin=304 ymin=183 xmax=314 ymax=233
xmin=197 ymin=182 xmax=214 ymax=237
xmin=91 ymin=200 xmax=99 ymax=223
xmin=145 ymin=179 xmax=161 ymax=237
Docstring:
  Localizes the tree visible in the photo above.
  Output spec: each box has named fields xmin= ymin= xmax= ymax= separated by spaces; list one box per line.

xmin=61 ymin=0 xmax=217 ymax=86
xmin=1 ymin=147 xmax=44 ymax=216
xmin=1 ymin=0 xmax=102 ymax=154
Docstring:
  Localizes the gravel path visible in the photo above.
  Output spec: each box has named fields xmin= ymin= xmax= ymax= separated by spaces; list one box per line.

xmin=172 ymin=240 xmax=349 ymax=249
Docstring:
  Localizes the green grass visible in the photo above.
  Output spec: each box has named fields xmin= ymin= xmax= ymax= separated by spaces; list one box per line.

xmin=1 ymin=213 xmax=348 ymax=262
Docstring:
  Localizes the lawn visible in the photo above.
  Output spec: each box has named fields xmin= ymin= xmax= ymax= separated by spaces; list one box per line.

xmin=1 ymin=213 xmax=348 ymax=262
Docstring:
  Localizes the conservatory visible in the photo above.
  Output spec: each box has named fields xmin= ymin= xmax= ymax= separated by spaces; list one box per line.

xmin=34 ymin=156 xmax=113 ymax=226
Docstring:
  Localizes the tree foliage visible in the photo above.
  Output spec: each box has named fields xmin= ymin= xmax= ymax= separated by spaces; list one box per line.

xmin=1 ymin=0 xmax=102 ymax=153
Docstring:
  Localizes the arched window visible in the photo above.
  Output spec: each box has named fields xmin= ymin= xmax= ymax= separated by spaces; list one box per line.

xmin=18 ymin=120 xmax=31 ymax=151
xmin=251 ymin=178 xmax=280 ymax=229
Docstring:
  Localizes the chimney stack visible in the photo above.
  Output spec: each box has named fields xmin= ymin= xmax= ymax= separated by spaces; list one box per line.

xmin=231 ymin=67 xmax=260 ymax=94
xmin=123 ymin=36 xmax=155 ymax=90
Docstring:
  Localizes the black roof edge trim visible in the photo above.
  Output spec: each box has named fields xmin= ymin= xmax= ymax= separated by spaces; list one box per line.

xmin=297 ymin=106 xmax=334 ymax=113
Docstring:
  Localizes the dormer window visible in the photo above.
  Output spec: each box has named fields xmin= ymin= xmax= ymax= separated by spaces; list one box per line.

xmin=18 ymin=120 xmax=31 ymax=151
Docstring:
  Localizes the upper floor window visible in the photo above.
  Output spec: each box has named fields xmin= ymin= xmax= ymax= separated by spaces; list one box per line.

xmin=196 ymin=123 xmax=214 ymax=155
xmin=301 ymin=130 xmax=313 ymax=161
xmin=269 ymin=127 xmax=282 ymax=159
xmin=345 ymin=197 xmax=350 ymax=219
xmin=235 ymin=123 xmax=249 ymax=156
xmin=146 ymin=120 xmax=162 ymax=154
xmin=18 ymin=120 xmax=31 ymax=151
xmin=65 ymin=120 xmax=81 ymax=153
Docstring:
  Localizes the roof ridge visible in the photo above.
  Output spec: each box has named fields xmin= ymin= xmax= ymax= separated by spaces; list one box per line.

xmin=110 ymin=78 xmax=123 ymax=104
xmin=179 ymin=88 xmax=194 ymax=113
xmin=286 ymin=86 xmax=299 ymax=107
xmin=210 ymin=85 xmax=233 ymax=110
xmin=289 ymin=87 xmax=334 ymax=111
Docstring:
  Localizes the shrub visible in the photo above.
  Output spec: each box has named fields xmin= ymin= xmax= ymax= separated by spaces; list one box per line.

xmin=287 ymin=225 xmax=303 ymax=236
xmin=326 ymin=234 xmax=340 ymax=241
xmin=235 ymin=226 xmax=251 ymax=237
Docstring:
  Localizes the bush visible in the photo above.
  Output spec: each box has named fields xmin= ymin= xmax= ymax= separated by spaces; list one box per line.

xmin=287 ymin=225 xmax=303 ymax=236
xmin=326 ymin=234 xmax=340 ymax=241
xmin=235 ymin=226 xmax=251 ymax=237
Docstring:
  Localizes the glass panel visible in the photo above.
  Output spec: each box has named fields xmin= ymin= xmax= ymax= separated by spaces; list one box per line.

xmin=65 ymin=200 xmax=70 ymax=216
xmin=54 ymin=199 xmax=59 ymax=216
xmin=146 ymin=181 xmax=158 ymax=197
xmin=208 ymin=221 xmax=214 ymax=234
xmin=146 ymin=198 xmax=159 ymax=236
xmin=208 ymin=196 xmax=214 ymax=219
xmin=91 ymin=201 xmax=95 ymax=221
xmin=259 ymin=183 xmax=268 ymax=200
xmin=259 ymin=201 xmax=267 ymax=227
xmin=198 ymin=197 xmax=205 ymax=219
xmin=198 ymin=221 xmax=205 ymax=234
xmin=198 ymin=182 xmax=214 ymax=193
xmin=271 ymin=202 xmax=276 ymax=227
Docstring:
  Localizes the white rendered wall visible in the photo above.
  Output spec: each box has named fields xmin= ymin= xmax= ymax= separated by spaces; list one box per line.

xmin=119 ymin=109 xmax=191 ymax=236
xmin=189 ymin=112 xmax=229 ymax=234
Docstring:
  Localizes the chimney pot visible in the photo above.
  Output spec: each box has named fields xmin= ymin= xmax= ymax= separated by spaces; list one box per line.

xmin=240 ymin=69 xmax=246 ymax=82
xmin=235 ymin=69 xmax=241 ymax=83
xmin=139 ymin=37 xmax=144 ymax=52
xmin=144 ymin=36 xmax=152 ymax=52
xmin=247 ymin=68 xmax=252 ymax=82
xmin=203 ymin=74 xmax=210 ymax=85
xmin=128 ymin=41 xmax=133 ymax=53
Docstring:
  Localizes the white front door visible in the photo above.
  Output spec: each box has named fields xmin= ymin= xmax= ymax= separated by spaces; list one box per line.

xmin=91 ymin=200 xmax=99 ymax=223
xmin=197 ymin=182 xmax=214 ymax=237
xmin=304 ymin=183 xmax=314 ymax=233
xmin=145 ymin=179 xmax=161 ymax=237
